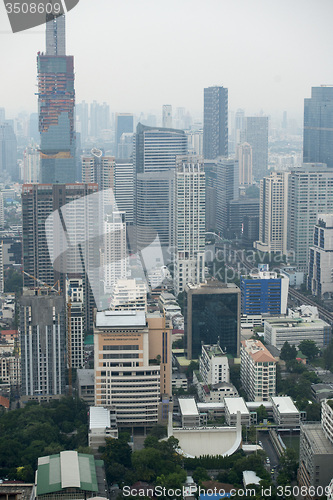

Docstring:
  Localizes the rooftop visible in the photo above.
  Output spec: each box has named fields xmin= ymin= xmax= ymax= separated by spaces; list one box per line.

xmin=89 ymin=406 xmax=111 ymax=430
xmin=77 ymin=369 xmax=94 ymax=387
xmin=302 ymin=423 xmax=333 ymax=455
xmin=179 ymin=398 xmax=199 ymax=416
xmin=271 ymin=396 xmax=299 ymax=414
xmin=241 ymin=339 xmax=276 ymax=363
xmin=202 ymin=344 xmax=226 ymax=358
xmin=224 ymin=397 xmax=249 ymax=415
xmin=36 ymin=451 xmax=103 ymax=496
xmin=95 ymin=310 xmax=146 ymax=329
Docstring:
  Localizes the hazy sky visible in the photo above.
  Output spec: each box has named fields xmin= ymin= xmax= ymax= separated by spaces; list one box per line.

xmin=1 ymin=0 xmax=333 ymax=121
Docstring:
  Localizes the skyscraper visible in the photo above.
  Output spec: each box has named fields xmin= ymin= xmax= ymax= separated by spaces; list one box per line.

xmin=76 ymin=101 xmax=89 ymax=144
xmin=288 ymin=164 xmax=333 ymax=272
xmin=22 ymin=183 xmax=98 ymax=331
xmin=114 ymin=159 xmax=134 ymax=224
xmin=38 ymin=15 xmax=76 ymax=183
xmin=20 ymin=288 xmax=66 ymax=402
xmin=162 ymin=105 xmax=172 ymax=128
xmin=255 ymin=171 xmax=289 ymax=254
xmin=184 ymin=281 xmax=240 ymax=360
xmin=245 ymin=116 xmax=268 ymax=181
xmin=236 ymin=142 xmax=252 ymax=186
xmin=115 ymin=113 xmax=133 ymax=156
xmin=81 ymin=148 xmax=114 ymax=192
xmin=303 ymin=86 xmax=333 ymax=168
xmin=216 ymin=157 xmax=239 ymax=235
xmin=173 ymin=156 xmax=205 ymax=296
xmin=90 ymin=101 xmax=110 ymax=137
xmin=203 ymin=86 xmax=228 ymax=160
xmin=0 ymin=122 xmax=17 ymax=180
xmin=103 ymin=211 xmax=127 ymax=294
xmin=134 ymin=123 xmax=187 ymax=250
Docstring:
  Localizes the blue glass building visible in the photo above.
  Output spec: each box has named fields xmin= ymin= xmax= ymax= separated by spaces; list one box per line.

xmin=241 ymin=268 xmax=288 ymax=315
xmin=303 ymin=86 xmax=333 ymax=168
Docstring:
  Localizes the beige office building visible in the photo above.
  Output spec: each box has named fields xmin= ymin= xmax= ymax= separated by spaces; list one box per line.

xmin=94 ymin=310 xmax=172 ymax=428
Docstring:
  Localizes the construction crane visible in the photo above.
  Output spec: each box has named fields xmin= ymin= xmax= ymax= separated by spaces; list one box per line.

xmin=22 ymin=271 xmax=61 ymax=294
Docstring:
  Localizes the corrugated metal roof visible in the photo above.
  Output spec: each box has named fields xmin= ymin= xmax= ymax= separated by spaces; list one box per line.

xmin=89 ymin=406 xmax=111 ymax=429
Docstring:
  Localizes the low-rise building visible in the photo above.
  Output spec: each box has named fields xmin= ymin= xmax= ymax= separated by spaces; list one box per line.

xmin=271 ymin=396 xmax=300 ymax=429
xmin=76 ymin=369 xmax=95 ymax=406
xmin=35 ymin=450 xmax=107 ymax=499
xmin=88 ymin=406 xmax=118 ymax=452
xmin=179 ymin=397 xmax=200 ymax=427
xmin=312 ymin=383 xmax=333 ymax=403
xmin=172 ymin=371 xmax=188 ymax=391
xmin=240 ymin=339 xmax=276 ymax=401
xmin=264 ymin=306 xmax=331 ymax=349
xmin=224 ymin=397 xmax=251 ymax=427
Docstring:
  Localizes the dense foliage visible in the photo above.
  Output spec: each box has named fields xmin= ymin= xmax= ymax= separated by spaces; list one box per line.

xmin=0 ymin=397 xmax=89 ymax=481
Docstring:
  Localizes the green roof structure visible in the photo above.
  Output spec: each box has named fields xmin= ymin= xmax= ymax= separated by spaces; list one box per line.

xmin=36 ymin=451 xmax=104 ymax=497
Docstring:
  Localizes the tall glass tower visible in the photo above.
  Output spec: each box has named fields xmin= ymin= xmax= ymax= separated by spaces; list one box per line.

xmin=38 ymin=15 xmax=76 ymax=183
xmin=203 ymin=86 xmax=228 ymax=160
xmin=303 ymin=86 xmax=333 ymax=168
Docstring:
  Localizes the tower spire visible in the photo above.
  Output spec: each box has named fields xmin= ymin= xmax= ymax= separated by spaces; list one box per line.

xmin=46 ymin=14 xmax=66 ymax=56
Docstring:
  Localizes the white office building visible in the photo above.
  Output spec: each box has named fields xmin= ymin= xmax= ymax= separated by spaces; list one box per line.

xmin=264 ymin=306 xmax=331 ymax=349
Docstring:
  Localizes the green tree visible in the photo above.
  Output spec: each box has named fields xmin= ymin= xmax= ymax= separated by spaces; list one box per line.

xmin=256 ymin=405 xmax=268 ymax=423
xmin=280 ymin=341 xmax=297 ymax=361
xmin=298 ymin=340 xmax=319 ymax=361
xmin=193 ymin=466 xmax=210 ymax=484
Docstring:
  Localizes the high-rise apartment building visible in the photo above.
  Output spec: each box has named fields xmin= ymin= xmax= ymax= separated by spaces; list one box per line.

xmin=288 ymin=164 xmax=333 ymax=272
xmin=255 ymin=171 xmax=289 ymax=254
xmin=76 ymin=101 xmax=89 ymax=144
xmin=303 ymin=86 xmax=333 ymax=168
xmin=114 ymin=159 xmax=134 ymax=224
xmin=203 ymin=86 xmax=228 ymax=160
xmin=245 ymin=116 xmax=268 ymax=181
xmin=20 ymin=288 xmax=66 ymax=402
xmin=0 ymin=122 xmax=17 ymax=180
xmin=115 ymin=114 xmax=133 ymax=156
xmin=94 ymin=310 xmax=172 ymax=428
xmin=162 ymin=105 xmax=172 ymax=128
xmin=0 ymin=241 xmax=3 ymax=294
xmin=90 ymin=101 xmax=110 ymax=137
xmin=199 ymin=344 xmax=229 ymax=385
xmin=38 ymin=15 xmax=76 ymax=183
xmin=0 ymin=192 xmax=4 ymax=229
xmin=173 ymin=156 xmax=205 ymax=296
xmin=236 ymin=142 xmax=252 ymax=186
xmin=82 ymin=148 xmax=114 ymax=192
xmin=216 ymin=157 xmax=239 ymax=236
xmin=308 ymin=214 xmax=333 ymax=299
xmin=22 ymin=146 xmax=40 ymax=183
xmin=22 ymin=183 xmax=98 ymax=331
xmin=103 ymin=212 xmax=127 ymax=294
xmin=240 ymin=339 xmax=276 ymax=402
xmin=184 ymin=280 xmax=240 ymax=360
xmin=66 ymin=276 xmax=84 ymax=369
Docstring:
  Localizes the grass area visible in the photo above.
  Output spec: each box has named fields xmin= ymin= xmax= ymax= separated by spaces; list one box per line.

xmin=281 ymin=435 xmax=300 ymax=459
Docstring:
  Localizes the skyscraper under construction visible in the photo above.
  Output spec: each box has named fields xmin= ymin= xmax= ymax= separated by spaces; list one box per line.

xmin=37 ymin=15 xmax=76 ymax=183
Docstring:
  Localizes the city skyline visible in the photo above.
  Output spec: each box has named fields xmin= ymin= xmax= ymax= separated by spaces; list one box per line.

xmin=0 ymin=0 xmax=332 ymax=119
